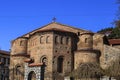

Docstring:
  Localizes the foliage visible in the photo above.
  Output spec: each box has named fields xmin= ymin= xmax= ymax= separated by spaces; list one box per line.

xmin=70 ymin=62 xmax=104 ymax=79
xmin=97 ymin=20 xmax=120 ymax=39
xmin=108 ymin=26 xmax=120 ymax=39
xmin=107 ymin=20 xmax=120 ymax=39
xmin=97 ymin=0 xmax=120 ymax=39
xmin=105 ymin=0 xmax=120 ymax=39
xmin=97 ymin=27 xmax=113 ymax=34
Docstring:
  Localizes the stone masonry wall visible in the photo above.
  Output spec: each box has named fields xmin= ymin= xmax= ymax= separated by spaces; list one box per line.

xmin=101 ymin=45 xmax=120 ymax=69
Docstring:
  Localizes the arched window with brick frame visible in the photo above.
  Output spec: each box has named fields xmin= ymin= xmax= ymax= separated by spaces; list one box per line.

xmin=55 ymin=36 xmax=59 ymax=44
xmin=40 ymin=55 xmax=48 ymax=65
xmin=66 ymin=37 xmax=70 ymax=45
xmin=40 ymin=36 xmax=44 ymax=44
xmin=15 ymin=64 xmax=24 ymax=80
xmin=60 ymin=37 xmax=64 ymax=44
xmin=46 ymin=36 xmax=50 ymax=43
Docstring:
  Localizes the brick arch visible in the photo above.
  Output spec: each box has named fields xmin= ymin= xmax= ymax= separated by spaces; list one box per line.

xmin=46 ymin=36 xmax=50 ymax=43
xmin=55 ymin=36 xmax=59 ymax=44
xmin=15 ymin=64 xmax=24 ymax=80
xmin=28 ymin=71 xmax=36 ymax=80
xmin=24 ymin=64 xmax=42 ymax=80
xmin=66 ymin=37 xmax=70 ymax=45
xmin=40 ymin=55 xmax=48 ymax=65
xmin=60 ymin=36 xmax=64 ymax=44
xmin=40 ymin=36 xmax=44 ymax=43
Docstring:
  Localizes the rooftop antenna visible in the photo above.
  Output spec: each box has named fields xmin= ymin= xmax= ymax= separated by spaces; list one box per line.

xmin=52 ymin=17 xmax=56 ymax=22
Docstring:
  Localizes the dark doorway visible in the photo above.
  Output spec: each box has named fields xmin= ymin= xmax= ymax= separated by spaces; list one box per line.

xmin=57 ymin=56 xmax=64 ymax=73
xmin=28 ymin=71 xmax=36 ymax=80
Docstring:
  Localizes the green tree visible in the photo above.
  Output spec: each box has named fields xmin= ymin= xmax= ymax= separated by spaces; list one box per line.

xmin=107 ymin=20 xmax=120 ymax=39
xmin=97 ymin=0 xmax=120 ymax=39
xmin=97 ymin=21 xmax=120 ymax=39
xmin=97 ymin=27 xmax=113 ymax=34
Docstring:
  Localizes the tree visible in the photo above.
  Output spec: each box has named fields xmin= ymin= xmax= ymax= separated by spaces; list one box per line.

xmin=97 ymin=21 xmax=120 ymax=39
xmin=97 ymin=0 xmax=120 ymax=39
xmin=70 ymin=62 xmax=104 ymax=80
xmin=108 ymin=20 xmax=120 ymax=39
xmin=97 ymin=27 xmax=113 ymax=34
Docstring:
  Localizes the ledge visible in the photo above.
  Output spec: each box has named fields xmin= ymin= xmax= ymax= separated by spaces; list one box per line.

xmin=11 ymin=54 xmax=30 ymax=57
xmin=109 ymin=39 xmax=120 ymax=45
xmin=28 ymin=63 xmax=43 ymax=67
xmin=0 ymin=50 xmax=10 ymax=55
xmin=24 ymin=58 xmax=32 ymax=63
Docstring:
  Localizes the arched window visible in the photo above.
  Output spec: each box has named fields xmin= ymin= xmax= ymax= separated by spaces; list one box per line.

xmin=20 ymin=40 xmax=24 ymax=46
xmin=85 ymin=38 xmax=88 ymax=43
xmin=15 ymin=65 xmax=21 ymax=75
xmin=77 ymin=32 xmax=80 ymax=36
xmin=46 ymin=36 xmax=50 ymax=43
xmin=28 ymin=71 xmax=36 ymax=80
xmin=66 ymin=37 xmax=69 ymax=45
xmin=57 ymin=56 xmax=64 ymax=73
xmin=40 ymin=36 xmax=44 ymax=44
xmin=15 ymin=64 xmax=24 ymax=80
xmin=16 ymin=65 xmax=21 ymax=75
xmin=40 ymin=55 xmax=48 ymax=65
xmin=55 ymin=36 xmax=59 ymax=44
xmin=61 ymin=37 xmax=64 ymax=44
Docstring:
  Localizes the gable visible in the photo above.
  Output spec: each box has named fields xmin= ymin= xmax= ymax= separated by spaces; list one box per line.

xmin=21 ymin=22 xmax=91 ymax=38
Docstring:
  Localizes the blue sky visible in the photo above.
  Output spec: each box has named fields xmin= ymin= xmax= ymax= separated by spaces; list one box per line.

xmin=0 ymin=0 xmax=118 ymax=51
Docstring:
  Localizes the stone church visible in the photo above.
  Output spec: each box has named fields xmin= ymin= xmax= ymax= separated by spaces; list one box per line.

xmin=9 ymin=21 xmax=120 ymax=80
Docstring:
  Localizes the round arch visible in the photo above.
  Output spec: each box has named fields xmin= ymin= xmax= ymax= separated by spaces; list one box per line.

xmin=14 ymin=64 xmax=24 ymax=80
xmin=57 ymin=56 xmax=64 ymax=73
xmin=28 ymin=71 xmax=36 ymax=80
xmin=46 ymin=36 xmax=50 ymax=43
xmin=40 ymin=55 xmax=48 ymax=65
xmin=40 ymin=36 xmax=44 ymax=43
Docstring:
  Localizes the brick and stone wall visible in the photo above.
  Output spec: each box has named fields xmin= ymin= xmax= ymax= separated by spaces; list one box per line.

xmin=101 ymin=45 xmax=120 ymax=69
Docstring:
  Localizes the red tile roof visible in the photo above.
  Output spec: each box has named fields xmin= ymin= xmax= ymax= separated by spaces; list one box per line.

xmin=28 ymin=63 xmax=43 ymax=67
xmin=109 ymin=39 xmax=120 ymax=45
xmin=0 ymin=50 xmax=10 ymax=55
xmin=24 ymin=58 xmax=34 ymax=63
xmin=24 ymin=58 xmax=32 ymax=63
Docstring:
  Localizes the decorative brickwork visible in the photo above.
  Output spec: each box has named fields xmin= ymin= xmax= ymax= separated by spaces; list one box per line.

xmin=24 ymin=63 xmax=42 ymax=80
xmin=9 ymin=22 xmax=120 ymax=80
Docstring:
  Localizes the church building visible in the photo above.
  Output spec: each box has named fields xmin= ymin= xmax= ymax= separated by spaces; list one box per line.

xmin=9 ymin=21 xmax=120 ymax=80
